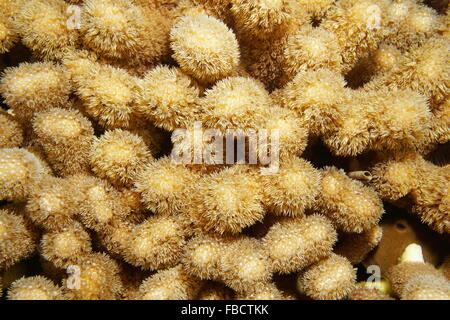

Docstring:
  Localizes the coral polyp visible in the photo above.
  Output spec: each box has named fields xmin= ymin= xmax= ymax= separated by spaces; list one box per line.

xmin=0 ymin=148 xmax=46 ymax=201
xmin=200 ymin=76 xmax=271 ymax=134
xmin=260 ymin=157 xmax=321 ymax=217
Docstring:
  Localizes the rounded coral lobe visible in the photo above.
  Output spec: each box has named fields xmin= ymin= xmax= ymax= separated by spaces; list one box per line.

xmin=297 ymin=254 xmax=357 ymax=300
xmin=188 ymin=165 xmax=265 ymax=235
xmin=318 ymin=167 xmax=384 ymax=233
xmin=133 ymin=156 xmax=199 ymax=215
xmin=7 ymin=276 xmax=66 ymax=300
xmin=0 ymin=148 xmax=46 ymax=201
xmin=136 ymin=66 xmax=202 ymax=131
xmin=170 ymin=13 xmax=240 ymax=83
xmin=90 ymin=129 xmax=153 ymax=187
xmin=0 ymin=209 xmax=37 ymax=270
xmin=0 ymin=63 xmax=71 ymax=125
xmin=200 ymin=76 xmax=272 ymax=134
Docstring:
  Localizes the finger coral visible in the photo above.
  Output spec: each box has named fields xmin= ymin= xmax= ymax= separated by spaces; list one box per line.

xmin=262 ymin=215 xmax=337 ymax=274
xmin=7 ymin=276 xmax=65 ymax=300
xmin=321 ymin=0 xmax=392 ymax=72
xmin=0 ymin=0 xmax=448 ymax=302
xmin=123 ymin=215 xmax=189 ymax=270
xmin=283 ymin=26 xmax=342 ymax=83
xmin=334 ymin=225 xmax=383 ymax=264
xmin=230 ymin=0 xmax=294 ymax=39
xmin=0 ymin=209 xmax=36 ymax=270
xmin=219 ymin=237 xmax=272 ymax=293
xmin=136 ymin=265 xmax=200 ymax=300
xmin=14 ymin=0 xmax=78 ymax=60
xmin=26 ymin=176 xmax=83 ymax=231
xmin=0 ymin=5 xmax=19 ymax=53
xmin=321 ymin=88 xmax=432 ymax=156
xmin=260 ymin=157 xmax=321 ymax=217
xmin=33 ymin=107 xmax=94 ymax=176
xmin=62 ymin=253 xmax=123 ymax=300
xmin=0 ymin=62 xmax=71 ymax=125
xmin=259 ymin=106 xmax=309 ymax=160
xmin=0 ymin=8 xmax=17 ymax=54
xmin=384 ymin=0 xmax=443 ymax=51
xmin=369 ymin=153 xmax=450 ymax=233
xmin=133 ymin=156 xmax=199 ymax=215
xmin=196 ymin=281 xmax=234 ymax=300
xmin=73 ymin=61 xmax=141 ymax=129
xmin=90 ymin=129 xmax=153 ymax=187
xmin=295 ymin=0 xmax=335 ymax=19
xmin=409 ymin=162 xmax=450 ymax=234
xmin=200 ymin=76 xmax=271 ymax=134
xmin=280 ymin=68 xmax=347 ymax=136
xmin=235 ymin=282 xmax=289 ymax=300
xmin=136 ymin=66 xmax=202 ymax=131
xmin=366 ymin=36 xmax=449 ymax=107
xmin=73 ymin=175 xmax=132 ymax=232
xmin=370 ymin=152 xmax=423 ymax=200
xmin=81 ymin=0 xmax=169 ymax=65
xmin=402 ymin=274 xmax=450 ymax=300
xmin=348 ymin=287 xmax=394 ymax=300
xmin=40 ymin=222 xmax=92 ymax=269
xmin=0 ymin=148 xmax=46 ymax=201
xmin=0 ymin=112 xmax=23 ymax=148
xmin=170 ymin=13 xmax=240 ymax=83
xmin=296 ymin=254 xmax=357 ymax=300
xmin=387 ymin=243 xmax=450 ymax=299
xmin=318 ymin=167 xmax=384 ymax=233
xmin=188 ymin=165 xmax=265 ymax=234
xmin=174 ymin=0 xmax=233 ymax=25
xmin=182 ymin=234 xmax=226 ymax=280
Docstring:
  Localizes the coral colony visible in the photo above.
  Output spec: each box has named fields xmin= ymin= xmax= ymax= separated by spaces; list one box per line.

xmin=0 ymin=0 xmax=449 ymax=300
